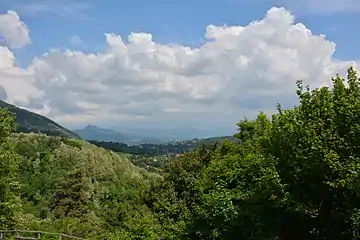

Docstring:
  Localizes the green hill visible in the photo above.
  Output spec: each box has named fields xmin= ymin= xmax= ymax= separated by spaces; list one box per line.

xmin=0 ymin=100 xmax=81 ymax=139
xmin=7 ymin=132 xmax=159 ymax=239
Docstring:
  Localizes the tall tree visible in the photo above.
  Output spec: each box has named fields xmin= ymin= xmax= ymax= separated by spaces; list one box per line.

xmin=50 ymin=168 xmax=91 ymax=219
xmin=188 ymin=67 xmax=360 ymax=239
xmin=269 ymin=67 xmax=360 ymax=239
xmin=0 ymin=108 xmax=22 ymax=229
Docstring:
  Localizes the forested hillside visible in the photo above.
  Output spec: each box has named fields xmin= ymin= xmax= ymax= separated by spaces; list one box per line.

xmin=2 ymin=67 xmax=360 ymax=239
xmin=89 ymin=136 xmax=235 ymax=173
xmin=0 ymin=100 xmax=81 ymax=140
xmin=89 ymin=135 xmax=235 ymax=156
xmin=0 ymin=113 xmax=160 ymax=239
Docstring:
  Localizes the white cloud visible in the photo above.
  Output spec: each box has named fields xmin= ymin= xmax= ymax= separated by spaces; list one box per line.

xmin=0 ymin=10 xmax=31 ymax=49
xmin=0 ymin=46 xmax=44 ymax=106
xmin=0 ymin=7 xmax=358 ymax=130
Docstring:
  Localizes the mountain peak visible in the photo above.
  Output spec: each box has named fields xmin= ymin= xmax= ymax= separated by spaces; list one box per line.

xmin=84 ymin=125 xmax=100 ymax=130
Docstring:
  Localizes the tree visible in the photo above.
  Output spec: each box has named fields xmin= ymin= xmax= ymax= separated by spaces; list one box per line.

xmin=269 ymin=67 xmax=360 ymax=238
xmin=188 ymin=66 xmax=360 ymax=239
xmin=0 ymin=108 xmax=22 ymax=229
xmin=188 ymin=115 xmax=284 ymax=240
xmin=50 ymin=168 xmax=91 ymax=219
xmin=143 ymin=144 xmax=217 ymax=239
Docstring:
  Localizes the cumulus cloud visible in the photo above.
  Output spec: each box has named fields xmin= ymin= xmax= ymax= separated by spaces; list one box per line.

xmin=0 ymin=7 xmax=358 ymax=130
xmin=0 ymin=46 xmax=44 ymax=106
xmin=0 ymin=10 xmax=31 ymax=49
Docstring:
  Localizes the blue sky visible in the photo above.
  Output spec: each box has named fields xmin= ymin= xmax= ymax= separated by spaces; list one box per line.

xmin=3 ymin=0 xmax=360 ymax=64
xmin=0 ymin=0 xmax=359 ymax=138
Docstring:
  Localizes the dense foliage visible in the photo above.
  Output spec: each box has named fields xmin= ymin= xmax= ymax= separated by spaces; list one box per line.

xmin=129 ymin=155 xmax=170 ymax=173
xmin=89 ymin=136 xmax=234 ymax=157
xmin=89 ymin=141 xmax=188 ymax=156
xmin=1 ymin=67 xmax=360 ymax=239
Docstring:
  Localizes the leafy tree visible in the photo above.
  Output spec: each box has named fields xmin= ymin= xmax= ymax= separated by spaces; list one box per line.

xmin=50 ymin=169 xmax=91 ymax=219
xmin=268 ymin=67 xmax=360 ymax=238
xmin=188 ymin=115 xmax=284 ymax=240
xmin=188 ymin=66 xmax=360 ymax=239
xmin=143 ymin=144 xmax=217 ymax=239
xmin=0 ymin=108 xmax=22 ymax=229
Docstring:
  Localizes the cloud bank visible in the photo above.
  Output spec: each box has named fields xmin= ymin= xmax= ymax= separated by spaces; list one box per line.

xmin=0 ymin=7 xmax=357 ymax=130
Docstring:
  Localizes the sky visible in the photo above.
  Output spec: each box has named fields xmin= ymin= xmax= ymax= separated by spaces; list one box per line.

xmin=0 ymin=0 xmax=360 ymax=137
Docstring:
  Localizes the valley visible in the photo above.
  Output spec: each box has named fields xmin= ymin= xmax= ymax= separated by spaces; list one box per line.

xmin=1 ymin=2 xmax=360 ymax=239
xmin=0 ymin=99 xmax=234 ymax=173
xmin=1 ymin=69 xmax=360 ymax=239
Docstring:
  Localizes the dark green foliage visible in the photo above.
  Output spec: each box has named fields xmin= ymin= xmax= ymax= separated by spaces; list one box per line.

xmin=183 ymin=67 xmax=360 ymax=239
xmin=89 ymin=136 xmax=234 ymax=157
xmin=50 ymin=169 xmax=91 ymax=218
xmin=0 ymin=109 xmax=21 ymax=229
xmin=266 ymin=67 xmax=360 ymax=239
xmin=143 ymin=144 xmax=217 ymax=239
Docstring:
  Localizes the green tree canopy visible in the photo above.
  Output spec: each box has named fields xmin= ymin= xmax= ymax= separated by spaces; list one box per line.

xmin=0 ymin=108 xmax=21 ymax=229
xmin=187 ymin=67 xmax=360 ymax=239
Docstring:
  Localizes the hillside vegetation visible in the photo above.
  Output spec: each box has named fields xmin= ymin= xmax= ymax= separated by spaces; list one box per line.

xmin=1 ymin=67 xmax=360 ymax=239
xmin=89 ymin=136 xmax=235 ymax=173
xmin=0 ymin=100 xmax=81 ymax=140
xmin=89 ymin=135 xmax=235 ymax=156
xmin=0 ymin=114 xmax=159 ymax=239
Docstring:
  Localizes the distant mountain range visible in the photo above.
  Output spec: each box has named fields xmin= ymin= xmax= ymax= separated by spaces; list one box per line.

xmin=74 ymin=125 xmax=236 ymax=145
xmin=0 ymin=99 xmax=233 ymax=145
xmin=0 ymin=100 xmax=81 ymax=139
xmin=73 ymin=125 xmax=166 ymax=145
xmin=111 ymin=126 xmax=234 ymax=140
